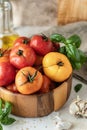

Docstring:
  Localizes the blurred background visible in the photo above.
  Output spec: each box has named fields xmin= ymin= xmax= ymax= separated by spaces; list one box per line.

xmin=11 ymin=0 xmax=58 ymax=28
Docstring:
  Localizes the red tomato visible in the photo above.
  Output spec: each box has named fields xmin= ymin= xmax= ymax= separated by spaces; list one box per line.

xmin=10 ymin=44 xmax=36 ymax=69
xmin=6 ymin=83 xmax=18 ymax=93
xmin=39 ymin=75 xmax=51 ymax=93
xmin=30 ymin=34 xmax=53 ymax=56
xmin=34 ymin=54 xmax=43 ymax=66
xmin=0 ymin=62 xmax=16 ymax=86
xmin=0 ymin=49 xmax=16 ymax=86
xmin=13 ymin=36 xmax=30 ymax=47
xmin=52 ymin=42 xmax=60 ymax=52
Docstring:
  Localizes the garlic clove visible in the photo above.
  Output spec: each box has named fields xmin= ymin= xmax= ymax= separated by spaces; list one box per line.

xmin=56 ymin=120 xmax=72 ymax=130
xmin=69 ymin=101 xmax=79 ymax=115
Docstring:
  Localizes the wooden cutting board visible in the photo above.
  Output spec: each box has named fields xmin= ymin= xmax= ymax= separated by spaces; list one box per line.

xmin=58 ymin=0 xmax=87 ymax=25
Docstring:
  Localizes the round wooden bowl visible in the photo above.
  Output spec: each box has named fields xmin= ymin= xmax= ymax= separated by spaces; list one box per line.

xmin=0 ymin=75 xmax=72 ymax=117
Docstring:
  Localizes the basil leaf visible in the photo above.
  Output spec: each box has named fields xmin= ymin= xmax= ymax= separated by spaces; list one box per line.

xmin=66 ymin=44 xmax=80 ymax=62
xmin=66 ymin=34 xmax=81 ymax=48
xmin=1 ymin=116 xmax=16 ymax=125
xmin=4 ymin=102 xmax=12 ymax=115
xmin=74 ymin=84 xmax=82 ymax=92
xmin=74 ymin=62 xmax=82 ymax=70
xmin=50 ymin=34 xmax=66 ymax=43
xmin=78 ymin=50 xmax=87 ymax=63
xmin=2 ymin=102 xmax=12 ymax=119
xmin=0 ymin=124 xmax=3 ymax=130
xmin=59 ymin=46 xmax=67 ymax=55
xmin=0 ymin=99 xmax=16 ymax=130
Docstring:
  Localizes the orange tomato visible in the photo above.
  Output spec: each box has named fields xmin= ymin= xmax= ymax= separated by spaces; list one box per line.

xmin=0 ymin=49 xmax=10 ymax=63
xmin=42 ymin=52 xmax=72 ymax=82
xmin=39 ymin=75 xmax=51 ymax=93
xmin=15 ymin=67 xmax=43 ymax=94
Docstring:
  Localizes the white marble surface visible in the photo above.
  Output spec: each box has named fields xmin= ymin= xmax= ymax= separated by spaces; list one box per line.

xmin=3 ymin=24 xmax=87 ymax=130
xmin=3 ymin=78 xmax=87 ymax=130
xmin=15 ymin=26 xmax=52 ymax=37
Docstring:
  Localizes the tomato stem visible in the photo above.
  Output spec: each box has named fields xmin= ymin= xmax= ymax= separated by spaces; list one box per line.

xmin=28 ymin=73 xmax=33 ymax=82
xmin=0 ymin=49 xmax=7 ymax=57
xmin=16 ymin=49 xmax=23 ymax=56
xmin=21 ymin=70 xmax=38 ymax=83
xmin=28 ymin=71 xmax=37 ymax=82
xmin=23 ymin=39 xmax=29 ymax=44
xmin=57 ymin=61 xmax=64 ymax=66
xmin=41 ymin=33 xmax=48 ymax=42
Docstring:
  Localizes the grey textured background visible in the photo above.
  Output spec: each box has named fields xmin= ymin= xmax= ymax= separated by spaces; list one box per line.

xmin=11 ymin=0 xmax=58 ymax=27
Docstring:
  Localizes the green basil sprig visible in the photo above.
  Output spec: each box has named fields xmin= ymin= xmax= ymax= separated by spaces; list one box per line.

xmin=50 ymin=34 xmax=87 ymax=70
xmin=0 ymin=98 xmax=16 ymax=130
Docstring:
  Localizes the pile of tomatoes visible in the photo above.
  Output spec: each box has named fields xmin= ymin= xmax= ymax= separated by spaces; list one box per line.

xmin=0 ymin=34 xmax=72 ymax=94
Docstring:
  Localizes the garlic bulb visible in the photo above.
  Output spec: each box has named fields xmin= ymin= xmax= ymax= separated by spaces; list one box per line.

xmin=69 ymin=96 xmax=87 ymax=118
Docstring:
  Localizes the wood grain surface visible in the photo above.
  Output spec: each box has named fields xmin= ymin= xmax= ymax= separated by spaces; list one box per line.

xmin=58 ymin=0 xmax=87 ymax=25
xmin=0 ymin=76 xmax=72 ymax=117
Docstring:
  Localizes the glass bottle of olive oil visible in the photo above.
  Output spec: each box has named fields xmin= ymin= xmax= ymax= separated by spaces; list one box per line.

xmin=0 ymin=0 xmax=19 ymax=49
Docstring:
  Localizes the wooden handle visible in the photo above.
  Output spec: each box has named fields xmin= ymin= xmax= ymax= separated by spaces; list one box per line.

xmin=58 ymin=0 xmax=87 ymax=25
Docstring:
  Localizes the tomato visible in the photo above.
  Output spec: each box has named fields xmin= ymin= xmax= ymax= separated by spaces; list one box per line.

xmin=15 ymin=67 xmax=43 ymax=94
xmin=0 ymin=49 xmax=10 ymax=62
xmin=6 ymin=83 xmax=18 ymax=93
xmin=13 ymin=36 xmax=30 ymax=47
xmin=52 ymin=42 xmax=60 ymax=52
xmin=0 ymin=62 xmax=16 ymax=86
xmin=30 ymin=34 xmax=53 ymax=56
xmin=42 ymin=52 xmax=72 ymax=82
xmin=0 ymin=49 xmax=16 ymax=86
xmin=39 ymin=75 xmax=51 ymax=93
xmin=50 ymin=81 xmax=57 ymax=90
xmin=10 ymin=44 xmax=36 ymax=69
xmin=34 ymin=54 xmax=43 ymax=66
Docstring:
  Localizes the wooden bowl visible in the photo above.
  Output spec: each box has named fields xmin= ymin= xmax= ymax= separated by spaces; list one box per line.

xmin=0 ymin=75 xmax=72 ymax=117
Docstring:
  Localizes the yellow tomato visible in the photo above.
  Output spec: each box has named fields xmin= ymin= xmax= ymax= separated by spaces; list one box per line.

xmin=42 ymin=52 xmax=72 ymax=82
